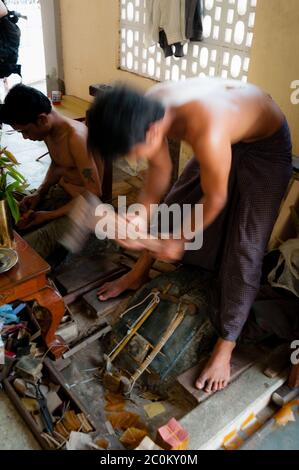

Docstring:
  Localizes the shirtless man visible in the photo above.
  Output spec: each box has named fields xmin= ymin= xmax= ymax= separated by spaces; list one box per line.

xmin=0 ymin=84 xmax=103 ymax=260
xmin=87 ymin=77 xmax=295 ymax=392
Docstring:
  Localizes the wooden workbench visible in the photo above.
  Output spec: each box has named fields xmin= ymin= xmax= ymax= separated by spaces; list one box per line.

xmin=0 ymin=233 xmax=66 ymax=358
xmin=55 ymin=95 xmax=91 ymax=122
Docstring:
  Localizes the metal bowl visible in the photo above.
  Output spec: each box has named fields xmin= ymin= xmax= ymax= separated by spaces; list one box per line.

xmin=0 ymin=248 xmax=19 ymax=274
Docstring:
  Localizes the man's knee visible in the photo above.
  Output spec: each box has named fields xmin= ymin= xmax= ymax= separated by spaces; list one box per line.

xmin=23 ymin=217 xmax=68 ymax=259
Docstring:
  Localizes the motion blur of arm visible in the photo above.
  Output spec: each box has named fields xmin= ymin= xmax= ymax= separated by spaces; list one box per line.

xmin=0 ymin=1 xmax=8 ymax=18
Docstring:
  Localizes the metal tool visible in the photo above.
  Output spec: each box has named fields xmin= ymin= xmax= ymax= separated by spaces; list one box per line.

xmin=103 ymin=282 xmax=197 ymax=394
xmin=122 ymin=302 xmax=187 ymax=394
xmin=33 ymin=381 xmax=54 ymax=434
xmin=107 ymin=284 xmax=171 ymax=364
xmin=272 ymin=384 xmax=299 ymax=407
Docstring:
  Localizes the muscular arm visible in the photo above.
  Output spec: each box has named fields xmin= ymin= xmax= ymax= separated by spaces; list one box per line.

xmin=188 ymin=130 xmax=232 ymax=234
xmin=70 ymin=132 xmax=102 ymax=197
xmin=139 ymin=139 xmax=172 ymax=217
xmin=0 ymin=1 xmax=8 ymax=18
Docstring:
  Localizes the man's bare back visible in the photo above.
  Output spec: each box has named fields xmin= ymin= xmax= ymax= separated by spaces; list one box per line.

xmin=146 ymin=77 xmax=284 ymax=148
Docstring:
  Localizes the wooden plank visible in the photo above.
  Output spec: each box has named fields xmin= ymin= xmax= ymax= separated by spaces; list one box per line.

xmin=83 ymin=289 xmax=131 ymax=322
xmin=263 ymin=343 xmax=291 ymax=379
xmin=272 ymin=384 xmax=299 ymax=406
xmin=55 ymin=255 xmax=121 ymax=294
xmin=62 ymin=326 xmax=112 ymax=360
xmin=177 ymin=348 xmax=262 ymax=404
xmin=63 ymin=268 xmax=127 ymax=305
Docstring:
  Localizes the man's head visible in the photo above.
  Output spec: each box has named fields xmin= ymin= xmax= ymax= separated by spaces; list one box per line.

xmin=87 ymin=85 xmax=165 ymax=162
xmin=0 ymin=84 xmax=52 ymax=141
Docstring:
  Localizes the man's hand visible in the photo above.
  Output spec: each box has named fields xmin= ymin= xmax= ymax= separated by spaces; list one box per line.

xmin=113 ymin=213 xmax=185 ymax=261
xmin=148 ymin=238 xmax=185 ymax=262
xmin=20 ymin=192 xmax=42 ymax=213
xmin=17 ymin=211 xmax=53 ymax=231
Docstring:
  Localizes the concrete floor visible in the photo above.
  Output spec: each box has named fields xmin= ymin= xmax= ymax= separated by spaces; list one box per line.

xmin=0 ymin=389 xmax=40 ymax=450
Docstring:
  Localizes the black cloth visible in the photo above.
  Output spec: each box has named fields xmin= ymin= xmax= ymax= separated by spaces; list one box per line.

xmin=164 ymin=120 xmax=293 ymax=342
xmin=158 ymin=0 xmax=203 ymax=58
xmin=0 ymin=13 xmax=21 ymax=79
xmin=158 ymin=30 xmax=185 ymax=59
xmin=186 ymin=0 xmax=203 ymax=41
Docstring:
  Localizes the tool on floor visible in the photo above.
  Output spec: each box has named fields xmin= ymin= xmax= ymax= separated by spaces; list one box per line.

xmin=123 ymin=301 xmax=187 ymax=394
xmin=103 ymin=284 xmax=193 ymax=394
xmin=103 ymin=285 xmax=171 ymax=393
xmin=33 ymin=380 xmax=54 ymax=434
xmin=272 ymin=384 xmax=299 ymax=407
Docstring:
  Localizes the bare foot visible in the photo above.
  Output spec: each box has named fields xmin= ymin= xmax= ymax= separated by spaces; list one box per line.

xmin=288 ymin=364 xmax=299 ymax=389
xmin=195 ymin=339 xmax=236 ymax=393
xmin=97 ymin=273 xmax=148 ymax=301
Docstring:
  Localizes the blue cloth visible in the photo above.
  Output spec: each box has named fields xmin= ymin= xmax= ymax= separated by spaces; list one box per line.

xmin=0 ymin=304 xmax=19 ymax=324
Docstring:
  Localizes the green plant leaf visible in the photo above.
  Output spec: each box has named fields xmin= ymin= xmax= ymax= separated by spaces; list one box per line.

xmin=6 ymin=181 xmax=21 ymax=193
xmin=7 ymin=169 xmax=26 ymax=184
xmin=2 ymin=148 xmax=19 ymax=165
xmin=1 ymin=147 xmax=28 ymax=215
xmin=0 ymin=173 xmax=7 ymax=194
xmin=5 ymin=190 xmax=20 ymax=224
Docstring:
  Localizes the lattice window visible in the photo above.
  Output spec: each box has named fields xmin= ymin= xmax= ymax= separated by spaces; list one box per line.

xmin=120 ymin=0 xmax=257 ymax=82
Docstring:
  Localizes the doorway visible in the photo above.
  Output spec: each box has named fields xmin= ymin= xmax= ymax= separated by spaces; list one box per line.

xmin=2 ymin=0 xmax=46 ymax=95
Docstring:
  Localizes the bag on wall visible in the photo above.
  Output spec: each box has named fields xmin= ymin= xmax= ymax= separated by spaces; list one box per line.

xmin=0 ymin=11 xmax=21 ymax=79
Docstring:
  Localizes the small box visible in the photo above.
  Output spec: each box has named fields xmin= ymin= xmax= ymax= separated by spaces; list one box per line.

xmin=156 ymin=418 xmax=189 ymax=451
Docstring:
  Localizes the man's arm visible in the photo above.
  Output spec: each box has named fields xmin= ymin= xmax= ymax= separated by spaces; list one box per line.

xmin=0 ymin=1 xmax=8 ymax=19
xmin=189 ymin=130 xmax=232 ymax=232
xmin=139 ymin=138 xmax=172 ymax=217
xmin=70 ymin=131 xmax=102 ymax=197
xmin=139 ymin=128 xmax=232 ymax=261
xmin=38 ymin=162 xmax=65 ymax=196
xmin=20 ymin=161 xmax=64 ymax=213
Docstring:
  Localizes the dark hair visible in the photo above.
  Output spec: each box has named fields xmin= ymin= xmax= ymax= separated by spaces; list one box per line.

xmin=87 ymin=85 xmax=165 ymax=161
xmin=0 ymin=84 xmax=52 ymax=126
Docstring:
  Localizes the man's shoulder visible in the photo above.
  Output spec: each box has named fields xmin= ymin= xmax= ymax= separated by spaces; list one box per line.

xmin=67 ymin=121 xmax=87 ymax=146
